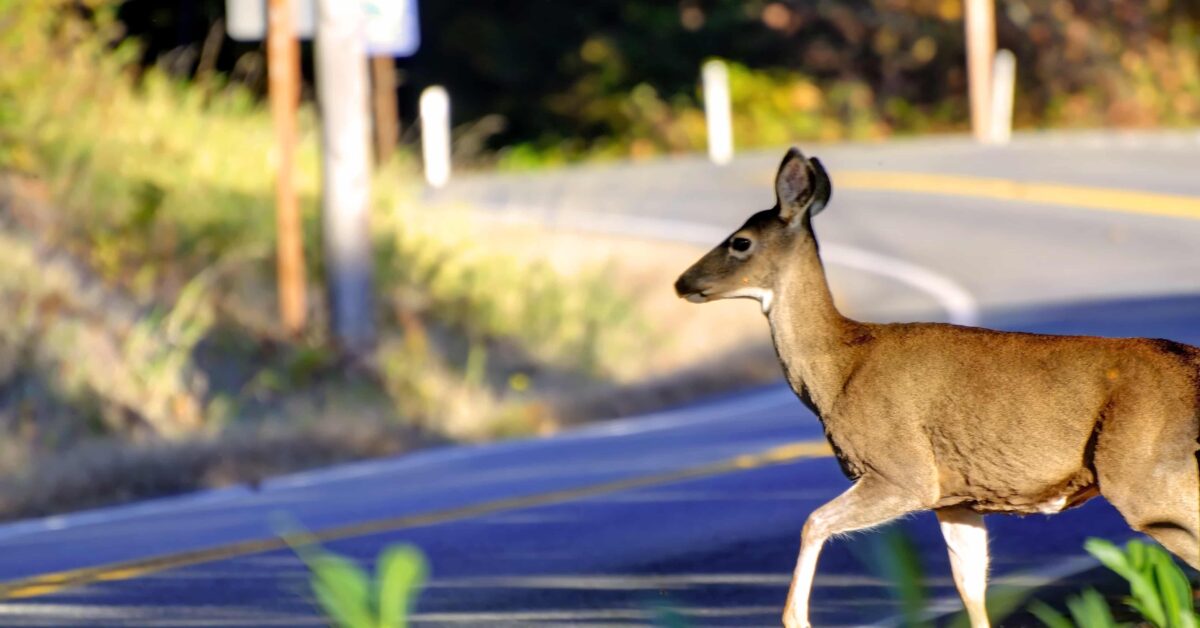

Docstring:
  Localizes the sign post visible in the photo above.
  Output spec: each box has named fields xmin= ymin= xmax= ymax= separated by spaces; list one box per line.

xmin=315 ymin=0 xmax=375 ymax=352
xmin=228 ymin=0 xmax=421 ymax=350
xmin=364 ymin=0 xmax=420 ymax=166
xmin=370 ymin=56 xmax=400 ymax=165
xmin=266 ymin=0 xmax=307 ymax=335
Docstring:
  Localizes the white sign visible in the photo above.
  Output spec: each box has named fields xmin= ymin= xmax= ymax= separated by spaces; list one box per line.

xmin=226 ymin=0 xmax=420 ymax=57
xmin=226 ymin=0 xmax=315 ymax=41
xmin=364 ymin=0 xmax=420 ymax=57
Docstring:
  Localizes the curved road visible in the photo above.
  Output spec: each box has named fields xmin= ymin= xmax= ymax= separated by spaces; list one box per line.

xmin=1 ymin=131 xmax=1199 ymax=626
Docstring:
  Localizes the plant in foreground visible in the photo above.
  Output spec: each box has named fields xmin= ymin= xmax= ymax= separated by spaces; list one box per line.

xmin=1030 ymin=538 xmax=1199 ymax=628
xmin=284 ymin=532 xmax=428 ymax=628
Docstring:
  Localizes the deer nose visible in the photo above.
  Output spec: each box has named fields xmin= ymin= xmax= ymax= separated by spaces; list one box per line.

xmin=674 ymin=273 xmax=701 ymax=298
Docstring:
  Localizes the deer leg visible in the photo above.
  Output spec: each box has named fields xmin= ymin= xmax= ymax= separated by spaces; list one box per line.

xmin=782 ymin=476 xmax=923 ymax=628
xmin=937 ymin=507 xmax=990 ymax=628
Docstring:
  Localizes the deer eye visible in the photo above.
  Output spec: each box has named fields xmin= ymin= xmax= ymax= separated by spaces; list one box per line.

xmin=731 ymin=237 xmax=752 ymax=252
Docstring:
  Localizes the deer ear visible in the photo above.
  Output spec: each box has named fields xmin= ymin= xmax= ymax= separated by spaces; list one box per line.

xmin=775 ymin=148 xmax=832 ymax=225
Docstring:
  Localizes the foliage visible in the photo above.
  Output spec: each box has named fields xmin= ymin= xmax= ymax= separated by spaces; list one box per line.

xmin=1029 ymin=588 xmax=1124 ymax=628
xmin=374 ymin=206 xmax=645 ymax=377
xmin=0 ymin=222 xmax=216 ymax=444
xmin=0 ymin=0 xmax=650 ymax=450
xmin=285 ymin=533 xmax=428 ymax=628
xmin=864 ymin=523 xmax=932 ymax=627
xmin=1089 ymin=538 xmax=1199 ymax=628
xmin=424 ymin=0 xmax=1200 ymax=165
xmin=858 ymin=527 xmax=1199 ymax=628
xmin=497 ymin=61 xmax=894 ymax=169
xmin=41 ymin=1 xmax=1200 ymax=167
xmin=1030 ymin=539 xmax=1199 ymax=628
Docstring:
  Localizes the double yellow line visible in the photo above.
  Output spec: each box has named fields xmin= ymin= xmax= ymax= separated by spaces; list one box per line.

xmin=0 ymin=440 xmax=833 ymax=601
xmin=836 ymin=170 xmax=1200 ymax=221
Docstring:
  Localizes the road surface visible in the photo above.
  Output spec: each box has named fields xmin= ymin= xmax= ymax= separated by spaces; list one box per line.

xmin=1 ymin=130 xmax=1198 ymax=626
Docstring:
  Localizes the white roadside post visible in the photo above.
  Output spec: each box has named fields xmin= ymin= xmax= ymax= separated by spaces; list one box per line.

xmin=702 ymin=59 xmax=734 ymax=165
xmin=315 ymin=0 xmax=375 ymax=352
xmin=963 ymin=0 xmax=996 ymax=143
xmin=420 ymin=86 xmax=452 ymax=188
xmin=988 ymin=49 xmax=1016 ymax=145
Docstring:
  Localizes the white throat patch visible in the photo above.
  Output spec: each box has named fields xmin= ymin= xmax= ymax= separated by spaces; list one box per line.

xmin=717 ymin=287 xmax=775 ymax=314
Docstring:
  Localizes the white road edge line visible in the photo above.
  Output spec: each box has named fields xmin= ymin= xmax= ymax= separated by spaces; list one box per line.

xmin=485 ymin=209 xmax=981 ymax=326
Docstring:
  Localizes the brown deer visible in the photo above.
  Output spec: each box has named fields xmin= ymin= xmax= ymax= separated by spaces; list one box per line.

xmin=674 ymin=147 xmax=1200 ymax=628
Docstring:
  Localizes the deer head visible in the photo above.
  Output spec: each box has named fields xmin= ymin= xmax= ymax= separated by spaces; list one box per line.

xmin=674 ymin=147 xmax=832 ymax=314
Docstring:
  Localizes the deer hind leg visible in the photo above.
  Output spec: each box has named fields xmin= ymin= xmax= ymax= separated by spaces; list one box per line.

xmin=782 ymin=476 xmax=923 ymax=628
xmin=1095 ymin=409 xmax=1200 ymax=569
xmin=936 ymin=507 xmax=990 ymax=628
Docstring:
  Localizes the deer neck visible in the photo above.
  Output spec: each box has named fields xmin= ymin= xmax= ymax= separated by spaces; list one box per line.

xmin=766 ymin=236 xmax=860 ymax=416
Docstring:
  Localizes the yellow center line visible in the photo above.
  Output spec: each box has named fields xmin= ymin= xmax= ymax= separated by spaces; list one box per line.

xmin=831 ymin=171 xmax=1200 ymax=221
xmin=0 ymin=440 xmax=833 ymax=601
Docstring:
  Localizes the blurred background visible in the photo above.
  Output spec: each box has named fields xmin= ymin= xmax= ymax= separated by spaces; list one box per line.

xmin=0 ymin=0 xmax=1197 ymax=523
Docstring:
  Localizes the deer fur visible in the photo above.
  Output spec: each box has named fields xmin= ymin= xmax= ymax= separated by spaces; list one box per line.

xmin=674 ymin=147 xmax=1200 ymax=628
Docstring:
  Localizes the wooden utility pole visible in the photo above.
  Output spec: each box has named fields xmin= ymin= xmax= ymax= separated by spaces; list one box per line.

xmin=370 ymin=55 xmax=400 ymax=165
xmin=316 ymin=0 xmax=375 ymax=352
xmin=266 ymin=0 xmax=308 ymax=335
xmin=964 ymin=0 xmax=997 ymax=143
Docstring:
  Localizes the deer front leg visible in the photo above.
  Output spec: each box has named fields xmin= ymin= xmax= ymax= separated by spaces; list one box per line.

xmin=936 ymin=507 xmax=990 ymax=628
xmin=782 ymin=476 xmax=924 ymax=628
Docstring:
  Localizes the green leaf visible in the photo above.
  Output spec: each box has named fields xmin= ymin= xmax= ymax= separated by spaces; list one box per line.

xmin=979 ymin=584 xmax=1040 ymax=628
xmin=376 ymin=545 xmax=429 ymax=628
xmin=1148 ymin=547 xmax=1198 ymax=628
xmin=1087 ymin=539 xmax=1136 ymax=581
xmin=1152 ymin=553 xmax=1184 ymax=627
xmin=310 ymin=553 xmax=375 ymax=628
xmin=865 ymin=526 xmax=930 ymax=628
xmin=1087 ymin=539 xmax=1165 ymax=626
xmin=1029 ymin=599 xmax=1076 ymax=628
xmin=1066 ymin=589 xmax=1122 ymax=628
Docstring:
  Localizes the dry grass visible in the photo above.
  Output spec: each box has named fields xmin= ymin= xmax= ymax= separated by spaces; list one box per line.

xmin=465 ymin=219 xmax=784 ymax=423
xmin=470 ymin=220 xmax=775 ymax=378
xmin=0 ymin=419 xmax=438 ymax=521
xmin=0 ymin=184 xmax=782 ymax=523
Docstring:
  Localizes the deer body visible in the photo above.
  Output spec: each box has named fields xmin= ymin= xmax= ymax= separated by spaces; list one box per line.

xmin=675 ymin=148 xmax=1200 ymax=628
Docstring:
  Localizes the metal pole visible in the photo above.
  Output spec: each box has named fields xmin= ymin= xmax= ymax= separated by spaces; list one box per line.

xmin=989 ymin=49 xmax=1016 ymax=145
xmin=420 ymin=86 xmax=451 ymax=188
xmin=964 ymin=0 xmax=996 ymax=143
xmin=370 ymin=54 xmax=400 ymax=166
xmin=702 ymin=59 xmax=734 ymax=165
xmin=315 ymin=0 xmax=375 ymax=352
xmin=266 ymin=0 xmax=307 ymax=335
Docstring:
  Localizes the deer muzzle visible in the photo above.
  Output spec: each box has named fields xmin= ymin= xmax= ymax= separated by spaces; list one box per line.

xmin=673 ymin=273 xmax=711 ymax=303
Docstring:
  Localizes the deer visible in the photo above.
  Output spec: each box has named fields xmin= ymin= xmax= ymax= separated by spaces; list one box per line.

xmin=674 ymin=147 xmax=1200 ymax=628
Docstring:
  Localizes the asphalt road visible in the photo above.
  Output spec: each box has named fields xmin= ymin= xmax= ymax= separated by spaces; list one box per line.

xmin=1 ymin=131 xmax=1199 ymax=627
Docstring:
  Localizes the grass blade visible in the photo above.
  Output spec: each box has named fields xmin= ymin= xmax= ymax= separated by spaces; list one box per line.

xmin=376 ymin=545 xmax=428 ymax=628
xmin=1028 ymin=599 xmax=1076 ymax=628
